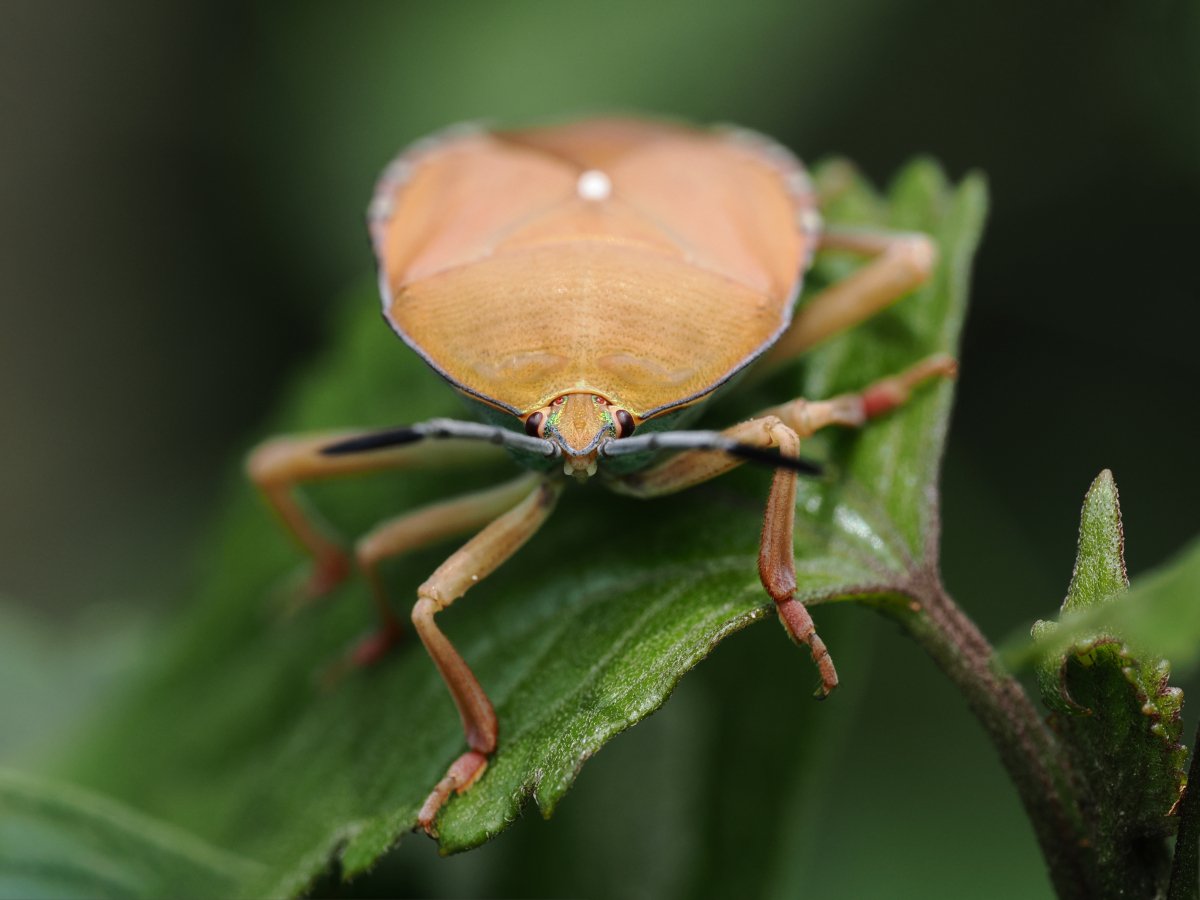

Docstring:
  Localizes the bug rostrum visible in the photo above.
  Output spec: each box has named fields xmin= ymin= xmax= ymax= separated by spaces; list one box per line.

xmin=247 ymin=116 xmax=954 ymax=836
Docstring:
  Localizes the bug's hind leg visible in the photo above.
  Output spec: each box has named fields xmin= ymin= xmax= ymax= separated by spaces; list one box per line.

xmin=760 ymin=226 xmax=938 ymax=370
xmin=411 ymin=476 xmax=564 ymax=836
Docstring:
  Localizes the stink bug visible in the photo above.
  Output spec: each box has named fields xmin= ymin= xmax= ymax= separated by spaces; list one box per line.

xmin=247 ymin=117 xmax=955 ymax=834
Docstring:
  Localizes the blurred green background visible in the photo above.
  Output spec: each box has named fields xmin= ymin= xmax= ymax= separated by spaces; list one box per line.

xmin=1 ymin=1 xmax=1197 ymax=897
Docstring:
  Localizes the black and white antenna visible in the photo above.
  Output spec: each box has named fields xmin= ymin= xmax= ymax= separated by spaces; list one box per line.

xmin=322 ymin=420 xmax=823 ymax=475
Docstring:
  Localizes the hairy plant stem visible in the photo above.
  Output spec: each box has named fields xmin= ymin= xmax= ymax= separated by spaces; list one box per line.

xmin=1168 ymin=716 xmax=1200 ymax=899
xmin=866 ymin=566 xmax=1093 ymax=899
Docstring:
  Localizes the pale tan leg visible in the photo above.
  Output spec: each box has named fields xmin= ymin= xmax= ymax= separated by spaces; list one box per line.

xmin=345 ymin=472 xmax=541 ymax=667
xmin=761 ymin=226 xmax=938 ymax=369
xmin=610 ymin=355 xmax=957 ymax=697
xmin=246 ymin=431 xmax=505 ymax=599
xmin=612 ymin=415 xmax=837 ymax=697
xmin=412 ymin=477 xmax=564 ymax=836
xmin=762 ymin=353 xmax=959 ymax=435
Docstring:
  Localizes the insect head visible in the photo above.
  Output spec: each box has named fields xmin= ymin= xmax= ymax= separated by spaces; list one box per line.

xmin=524 ymin=393 xmax=637 ymax=480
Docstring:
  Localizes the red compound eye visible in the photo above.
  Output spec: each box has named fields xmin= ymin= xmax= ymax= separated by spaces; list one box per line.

xmin=524 ymin=411 xmax=545 ymax=437
xmin=594 ymin=396 xmax=607 ymax=405
xmin=614 ymin=408 xmax=636 ymax=437
xmin=552 ymin=396 xmax=565 ymax=406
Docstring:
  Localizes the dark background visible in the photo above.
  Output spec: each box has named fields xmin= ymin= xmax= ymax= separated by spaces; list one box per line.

xmin=1 ymin=1 xmax=1197 ymax=896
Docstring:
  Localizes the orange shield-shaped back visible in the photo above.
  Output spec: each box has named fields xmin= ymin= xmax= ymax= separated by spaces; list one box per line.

xmin=370 ymin=117 xmax=819 ymax=419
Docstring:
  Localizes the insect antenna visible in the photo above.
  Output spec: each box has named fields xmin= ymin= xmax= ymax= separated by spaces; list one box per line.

xmin=599 ymin=431 xmax=824 ymax=476
xmin=320 ymin=418 xmax=561 ymax=459
xmin=321 ymin=422 xmax=822 ymax=475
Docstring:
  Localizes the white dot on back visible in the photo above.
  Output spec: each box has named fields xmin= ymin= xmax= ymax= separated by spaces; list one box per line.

xmin=576 ymin=169 xmax=612 ymax=201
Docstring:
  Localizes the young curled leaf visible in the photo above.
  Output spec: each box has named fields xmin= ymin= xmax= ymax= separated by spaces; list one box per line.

xmin=1033 ymin=468 xmax=1131 ymax=717
xmin=1032 ymin=470 xmax=1186 ymax=897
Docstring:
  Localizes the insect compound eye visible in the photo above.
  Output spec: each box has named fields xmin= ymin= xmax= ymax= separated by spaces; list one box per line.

xmin=552 ymin=396 xmax=566 ymax=406
xmin=593 ymin=395 xmax=607 ymax=406
xmin=614 ymin=408 xmax=636 ymax=438
xmin=524 ymin=411 xmax=546 ymax=437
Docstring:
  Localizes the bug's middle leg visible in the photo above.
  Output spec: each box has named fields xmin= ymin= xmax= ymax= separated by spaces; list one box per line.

xmin=412 ymin=476 xmax=564 ymax=836
xmin=246 ymin=431 xmax=504 ymax=601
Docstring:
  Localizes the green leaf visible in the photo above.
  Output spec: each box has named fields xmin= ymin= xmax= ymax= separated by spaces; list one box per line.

xmin=0 ymin=603 xmax=151 ymax=770
xmin=0 ymin=769 xmax=260 ymax=900
xmin=1015 ymin=537 xmax=1200 ymax=677
xmin=59 ymin=158 xmax=986 ymax=896
xmin=1031 ymin=470 xmax=1186 ymax=895
xmin=1032 ymin=469 xmax=1131 ymax=717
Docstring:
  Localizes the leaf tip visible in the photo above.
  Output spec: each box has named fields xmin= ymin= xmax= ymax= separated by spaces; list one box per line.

xmin=1063 ymin=469 xmax=1128 ymax=614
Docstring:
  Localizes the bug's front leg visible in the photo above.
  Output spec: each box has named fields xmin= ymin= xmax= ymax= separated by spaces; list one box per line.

xmin=305 ymin=471 xmax=543 ymax=676
xmin=611 ymin=354 xmax=957 ymax=697
xmin=613 ymin=415 xmax=838 ymax=697
xmin=750 ymin=416 xmax=841 ymax=698
xmin=412 ymin=476 xmax=564 ymax=836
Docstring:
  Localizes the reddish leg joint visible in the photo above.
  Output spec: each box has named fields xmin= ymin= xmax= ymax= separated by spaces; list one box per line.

xmin=307 ymin=551 xmax=352 ymax=598
xmin=317 ymin=617 xmax=406 ymax=692
xmin=348 ymin=617 xmax=405 ymax=669
xmin=777 ymin=597 xmax=839 ymax=698
xmin=861 ymin=353 xmax=958 ymax=419
xmin=418 ymin=750 xmax=489 ymax=837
